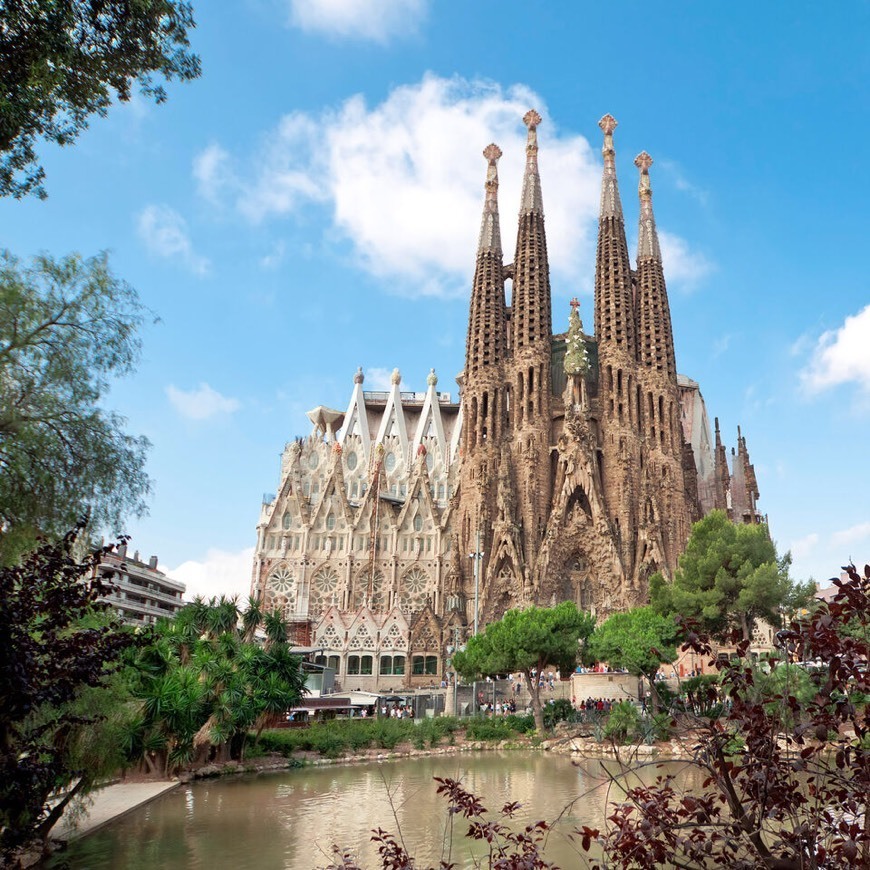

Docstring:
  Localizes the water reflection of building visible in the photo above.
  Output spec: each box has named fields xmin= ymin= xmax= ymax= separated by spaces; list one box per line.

xmin=251 ymin=111 xmax=763 ymax=691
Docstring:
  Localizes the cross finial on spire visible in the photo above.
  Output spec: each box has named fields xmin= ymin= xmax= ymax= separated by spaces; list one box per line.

xmin=634 ymin=151 xmax=653 ymax=173
xmin=483 ymin=143 xmax=502 ymax=164
xmin=569 ymin=296 xmax=580 ymax=312
xmin=599 ymin=114 xmax=618 ymax=136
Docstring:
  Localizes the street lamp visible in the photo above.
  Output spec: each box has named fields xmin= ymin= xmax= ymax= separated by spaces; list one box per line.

xmin=469 ymin=531 xmax=484 ymax=636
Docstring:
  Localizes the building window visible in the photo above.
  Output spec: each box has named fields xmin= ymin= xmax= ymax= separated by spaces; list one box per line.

xmin=385 ymin=452 xmax=396 ymax=472
xmin=346 ymin=451 xmax=358 ymax=471
xmin=328 ymin=655 xmax=340 ymax=671
xmin=347 ymin=655 xmax=360 ymax=675
xmin=380 ymin=655 xmax=405 ymax=676
xmin=326 ymin=514 xmax=336 ymax=530
xmin=411 ymin=655 xmax=439 ymax=676
xmin=282 ymin=512 xmax=292 ymax=530
xmin=413 ymin=514 xmax=423 ymax=532
xmin=360 ymin=655 xmax=373 ymax=675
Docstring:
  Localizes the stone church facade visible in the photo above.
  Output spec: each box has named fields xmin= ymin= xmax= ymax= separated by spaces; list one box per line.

xmin=250 ymin=112 xmax=762 ymax=691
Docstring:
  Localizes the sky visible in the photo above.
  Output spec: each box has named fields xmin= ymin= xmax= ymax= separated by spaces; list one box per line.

xmin=3 ymin=0 xmax=869 ymax=599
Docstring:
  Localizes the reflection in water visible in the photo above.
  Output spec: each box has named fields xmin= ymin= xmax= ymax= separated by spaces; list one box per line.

xmin=50 ymin=752 xmax=697 ymax=869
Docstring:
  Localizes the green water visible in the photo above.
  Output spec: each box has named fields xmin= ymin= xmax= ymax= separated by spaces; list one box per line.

xmin=51 ymin=751 xmax=694 ymax=868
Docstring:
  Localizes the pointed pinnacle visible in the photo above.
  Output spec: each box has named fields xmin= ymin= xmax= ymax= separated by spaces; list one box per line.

xmin=524 ymin=109 xmax=542 ymax=129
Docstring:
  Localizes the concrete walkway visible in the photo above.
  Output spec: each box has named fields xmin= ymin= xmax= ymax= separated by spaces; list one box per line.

xmin=53 ymin=781 xmax=179 ymax=842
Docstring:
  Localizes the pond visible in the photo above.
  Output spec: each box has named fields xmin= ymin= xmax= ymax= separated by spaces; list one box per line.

xmin=51 ymin=751 xmax=697 ymax=868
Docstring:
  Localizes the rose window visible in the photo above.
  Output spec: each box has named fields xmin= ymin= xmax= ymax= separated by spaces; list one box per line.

xmin=309 ymin=567 xmax=341 ymax=612
xmin=268 ymin=566 xmax=295 ymax=595
xmin=400 ymin=568 xmax=428 ymax=610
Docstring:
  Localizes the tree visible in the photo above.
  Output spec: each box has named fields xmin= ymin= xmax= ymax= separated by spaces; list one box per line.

xmin=0 ymin=250 xmax=151 ymax=563
xmin=589 ymin=563 xmax=870 ymax=869
xmin=587 ymin=607 xmax=678 ymax=713
xmin=452 ymin=602 xmax=595 ymax=733
xmin=650 ymin=510 xmax=814 ymax=642
xmin=125 ymin=596 xmax=307 ymax=774
xmin=0 ymin=0 xmax=200 ymax=199
xmin=0 ymin=524 xmax=137 ymax=859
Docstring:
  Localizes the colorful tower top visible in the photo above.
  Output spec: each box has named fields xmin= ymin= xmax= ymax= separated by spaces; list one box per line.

xmin=564 ymin=298 xmax=589 ymax=376
xmin=635 ymin=151 xmax=662 ymax=263
xmin=519 ymin=109 xmax=544 ymax=215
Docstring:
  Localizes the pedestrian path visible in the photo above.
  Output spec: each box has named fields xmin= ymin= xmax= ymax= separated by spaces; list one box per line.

xmin=53 ymin=781 xmax=179 ymax=842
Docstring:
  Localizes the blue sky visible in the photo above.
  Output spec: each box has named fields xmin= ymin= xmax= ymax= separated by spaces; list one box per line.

xmin=3 ymin=0 xmax=869 ymax=597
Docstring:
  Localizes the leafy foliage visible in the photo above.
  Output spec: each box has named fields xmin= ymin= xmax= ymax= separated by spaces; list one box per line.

xmin=590 ymin=563 xmax=870 ymax=868
xmin=0 ymin=0 xmax=200 ymax=198
xmin=587 ymin=606 xmax=678 ymax=711
xmin=124 ymin=596 xmax=306 ymax=774
xmin=650 ymin=510 xmax=814 ymax=641
xmin=0 ymin=250 xmax=152 ymax=562
xmin=0 ymin=525 xmax=137 ymax=856
xmin=452 ymin=602 xmax=595 ymax=733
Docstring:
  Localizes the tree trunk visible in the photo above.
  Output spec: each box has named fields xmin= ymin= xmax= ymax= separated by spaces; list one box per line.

xmin=525 ymin=671 xmax=545 ymax=733
xmin=34 ymin=776 xmax=89 ymax=842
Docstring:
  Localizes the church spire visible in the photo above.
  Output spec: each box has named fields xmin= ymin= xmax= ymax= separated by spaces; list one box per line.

xmin=593 ymin=114 xmax=636 ymax=354
xmin=634 ymin=152 xmax=676 ymax=381
xmin=599 ymin=113 xmax=623 ymax=220
xmin=511 ymin=109 xmax=552 ymax=356
xmin=519 ymin=109 xmax=544 ymax=215
xmin=635 ymin=151 xmax=662 ymax=262
xmin=465 ymin=143 xmax=506 ymax=378
xmin=478 ymin=143 xmax=503 ymax=254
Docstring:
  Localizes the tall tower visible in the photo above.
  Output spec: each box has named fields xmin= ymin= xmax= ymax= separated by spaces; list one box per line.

xmin=457 ymin=143 xmax=508 ymax=624
xmin=633 ymin=151 xmax=694 ymax=572
xmin=506 ymin=109 xmax=554 ymax=596
xmin=593 ymin=114 xmax=642 ymax=585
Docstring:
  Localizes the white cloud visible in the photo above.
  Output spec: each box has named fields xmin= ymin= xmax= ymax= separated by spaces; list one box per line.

xmin=193 ymin=143 xmax=232 ymax=204
xmin=194 ymin=75 xmax=711 ymax=299
xmin=364 ymin=366 xmax=398 ymax=390
xmin=788 ymin=522 xmax=870 ymax=586
xmin=800 ymin=304 xmax=870 ymax=395
xmin=137 ymin=204 xmax=210 ymax=275
xmin=658 ymin=229 xmax=714 ymax=290
xmin=287 ymin=0 xmax=428 ymax=42
xmin=169 ymin=546 xmax=255 ymax=601
xmin=831 ymin=521 xmax=870 ymax=548
xmin=166 ymin=382 xmax=241 ymax=420
xmin=789 ymin=532 xmax=819 ymax=561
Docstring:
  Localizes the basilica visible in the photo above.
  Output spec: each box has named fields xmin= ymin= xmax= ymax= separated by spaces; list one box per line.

xmin=250 ymin=112 xmax=762 ymax=691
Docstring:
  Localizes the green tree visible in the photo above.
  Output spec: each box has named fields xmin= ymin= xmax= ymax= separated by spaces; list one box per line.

xmin=125 ymin=596 xmax=306 ymax=774
xmin=0 ymin=525 xmax=137 ymax=858
xmin=0 ymin=0 xmax=200 ymax=199
xmin=0 ymin=250 xmax=151 ymax=562
xmin=452 ymin=602 xmax=595 ymax=733
xmin=587 ymin=606 xmax=678 ymax=713
xmin=650 ymin=510 xmax=814 ymax=642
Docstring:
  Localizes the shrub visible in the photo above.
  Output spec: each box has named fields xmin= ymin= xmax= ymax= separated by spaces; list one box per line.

xmin=602 ymin=701 xmax=641 ymax=743
xmin=542 ymin=698 xmax=575 ymax=728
